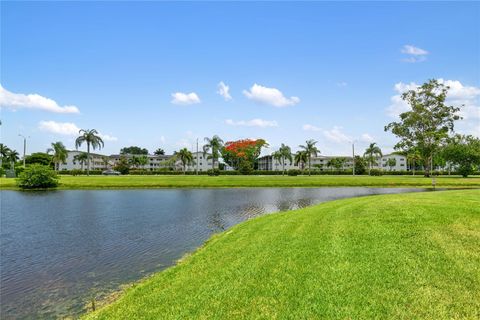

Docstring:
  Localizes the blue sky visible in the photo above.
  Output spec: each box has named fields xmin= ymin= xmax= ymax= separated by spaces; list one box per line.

xmin=1 ymin=1 xmax=479 ymax=156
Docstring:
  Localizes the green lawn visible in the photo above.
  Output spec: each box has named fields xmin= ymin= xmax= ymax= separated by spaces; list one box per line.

xmin=84 ymin=190 xmax=480 ymax=319
xmin=2 ymin=174 xmax=480 ymax=190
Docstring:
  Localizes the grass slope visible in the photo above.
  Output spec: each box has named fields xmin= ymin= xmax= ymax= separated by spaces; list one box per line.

xmin=85 ymin=190 xmax=480 ymax=319
xmin=2 ymin=175 xmax=480 ymax=190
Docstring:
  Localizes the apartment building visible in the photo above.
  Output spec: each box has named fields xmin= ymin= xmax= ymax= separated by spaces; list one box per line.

xmin=258 ymin=153 xmax=407 ymax=172
xmin=58 ymin=150 xmax=111 ymax=171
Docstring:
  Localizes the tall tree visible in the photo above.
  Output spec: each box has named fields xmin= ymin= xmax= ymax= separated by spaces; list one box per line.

xmin=442 ymin=134 xmax=480 ymax=177
xmin=386 ymin=158 xmax=397 ymax=171
xmin=385 ymin=79 xmax=461 ymax=177
xmin=407 ymin=150 xmax=422 ymax=176
xmin=203 ymin=135 xmax=224 ymax=170
xmin=294 ymin=151 xmax=308 ymax=171
xmin=273 ymin=144 xmax=293 ymax=175
xmin=120 ymin=146 xmax=149 ymax=155
xmin=174 ymin=148 xmax=194 ymax=174
xmin=154 ymin=148 xmax=165 ymax=156
xmin=47 ymin=142 xmax=68 ymax=171
xmin=363 ymin=143 xmax=382 ymax=175
xmin=75 ymin=129 xmax=104 ymax=176
xmin=0 ymin=144 xmax=11 ymax=168
xmin=299 ymin=140 xmax=319 ymax=176
xmin=101 ymin=156 xmax=111 ymax=169
xmin=74 ymin=152 xmax=89 ymax=171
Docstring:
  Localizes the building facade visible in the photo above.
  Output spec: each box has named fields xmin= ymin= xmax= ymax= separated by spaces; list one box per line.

xmin=258 ymin=153 xmax=408 ymax=172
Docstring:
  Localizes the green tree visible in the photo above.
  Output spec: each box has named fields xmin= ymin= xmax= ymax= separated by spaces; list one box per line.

xmin=0 ymin=143 xmax=11 ymax=168
xmin=74 ymin=152 xmax=89 ymax=171
xmin=203 ymin=135 xmax=224 ymax=170
xmin=354 ymin=156 xmax=367 ymax=175
xmin=442 ymin=135 xmax=480 ymax=177
xmin=294 ymin=151 xmax=308 ymax=171
xmin=273 ymin=144 xmax=292 ymax=175
xmin=114 ymin=155 xmax=130 ymax=174
xmin=386 ymin=158 xmax=397 ymax=171
xmin=75 ymin=129 xmax=104 ymax=176
xmin=154 ymin=148 xmax=165 ymax=156
xmin=101 ymin=156 xmax=111 ymax=169
xmin=138 ymin=155 xmax=149 ymax=169
xmin=6 ymin=149 xmax=20 ymax=169
xmin=47 ymin=141 xmax=68 ymax=171
xmin=385 ymin=79 xmax=461 ymax=177
xmin=25 ymin=152 xmax=52 ymax=166
xmin=175 ymin=148 xmax=194 ymax=174
xmin=364 ymin=143 xmax=382 ymax=175
xmin=120 ymin=146 xmax=149 ymax=155
xmin=299 ymin=140 xmax=319 ymax=176
xmin=407 ymin=150 xmax=422 ymax=176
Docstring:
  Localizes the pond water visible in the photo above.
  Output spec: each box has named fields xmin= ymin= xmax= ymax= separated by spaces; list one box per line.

xmin=1 ymin=187 xmax=432 ymax=319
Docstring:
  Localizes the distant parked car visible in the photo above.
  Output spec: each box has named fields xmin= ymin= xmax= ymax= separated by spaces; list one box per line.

xmin=102 ymin=169 xmax=121 ymax=176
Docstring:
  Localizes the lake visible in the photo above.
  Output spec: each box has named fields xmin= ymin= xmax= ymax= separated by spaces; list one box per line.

xmin=1 ymin=188 xmax=432 ymax=319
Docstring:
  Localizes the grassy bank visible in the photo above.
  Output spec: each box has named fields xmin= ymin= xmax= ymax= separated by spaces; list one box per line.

xmin=85 ymin=190 xmax=480 ymax=319
xmin=2 ymin=175 xmax=480 ymax=190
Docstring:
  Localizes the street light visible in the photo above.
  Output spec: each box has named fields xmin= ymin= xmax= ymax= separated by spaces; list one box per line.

xmin=350 ymin=139 xmax=358 ymax=176
xmin=18 ymin=134 xmax=29 ymax=167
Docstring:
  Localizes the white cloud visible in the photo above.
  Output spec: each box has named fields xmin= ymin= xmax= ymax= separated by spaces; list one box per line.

xmin=0 ymin=85 xmax=80 ymax=114
xmin=171 ymin=92 xmax=201 ymax=105
xmin=401 ymin=45 xmax=428 ymax=56
xmin=39 ymin=121 xmax=81 ymax=135
xmin=225 ymin=118 xmax=278 ymax=128
xmin=360 ymin=133 xmax=375 ymax=143
xmin=243 ymin=84 xmax=300 ymax=107
xmin=217 ymin=81 xmax=232 ymax=101
xmin=336 ymin=82 xmax=348 ymax=87
xmin=323 ymin=126 xmax=351 ymax=143
xmin=38 ymin=120 xmax=117 ymax=141
xmin=386 ymin=79 xmax=480 ymax=137
xmin=302 ymin=124 xmax=322 ymax=131
xmin=98 ymin=134 xmax=118 ymax=142
xmin=401 ymin=45 xmax=429 ymax=63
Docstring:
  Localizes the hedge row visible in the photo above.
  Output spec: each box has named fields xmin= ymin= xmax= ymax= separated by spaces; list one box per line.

xmin=53 ymin=169 xmax=480 ymax=176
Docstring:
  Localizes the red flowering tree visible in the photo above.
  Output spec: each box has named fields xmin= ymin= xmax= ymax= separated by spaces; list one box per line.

xmin=221 ymin=139 xmax=268 ymax=172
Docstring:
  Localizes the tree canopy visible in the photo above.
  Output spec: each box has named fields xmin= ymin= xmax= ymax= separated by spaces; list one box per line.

xmin=120 ymin=146 xmax=149 ymax=155
xmin=385 ymin=79 xmax=461 ymax=177
xmin=442 ymin=134 xmax=480 ymax=177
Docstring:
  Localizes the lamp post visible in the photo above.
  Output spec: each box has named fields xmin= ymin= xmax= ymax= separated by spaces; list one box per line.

xmin=18 ymin=134 xmax=29 ymax=167
xmin=350 ymin=139 xmax=357 ymax=176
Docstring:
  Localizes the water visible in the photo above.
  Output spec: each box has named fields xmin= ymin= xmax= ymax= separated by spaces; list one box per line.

xmin=1 ymin=187 xmax=431 ymax=319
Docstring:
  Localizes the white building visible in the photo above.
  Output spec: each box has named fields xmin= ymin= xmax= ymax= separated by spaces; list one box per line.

xmin=58 ymin=150 xmax=111 ymax=171
xmin=258 ymin=153 xmax=408 ymax=172
xmin=177 ymin=151 xmax=218 ymax=172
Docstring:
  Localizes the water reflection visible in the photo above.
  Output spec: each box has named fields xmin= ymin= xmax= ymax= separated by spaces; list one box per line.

xmin=1 ymin=187 xmax=430 ymax=319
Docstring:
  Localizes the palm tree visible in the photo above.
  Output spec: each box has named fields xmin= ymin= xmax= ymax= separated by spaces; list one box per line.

xmin=47 ymin=141 xmax=68 ymax=171
xmin=363 ymin=142 xmax=382 ymax=175
xmin=7 ymin=150 xmax=20 ymax=169
xmin=0 ymin=144 xmax=11 ymax=167
xmin=138 ymin=155 xmax=148 ymax=169
xmin=299 ymin=139 xmax=319 ymax=176
xmin=203 ymin=135 xmax=224 ymax=170
xmin=75 ymin=129 xmax=104 ymax=176
xmin=101 ymin=156 xmax=111 ymax=169
xmin=407 ymin=151 xmax=422 ymax=176
xmin=174 ymin=148 xmax=194 ymax=174
xmin=294 ymin=151 xmax=308 ymax=171
xmin=273 ymin=144 xmax=292 ymax=175
xmin=74 ymin=152 xmax=89 ymax=171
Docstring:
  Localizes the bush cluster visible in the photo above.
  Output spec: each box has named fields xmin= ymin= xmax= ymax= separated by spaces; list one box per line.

xmin=16 ymin=164 xmax=59 ymax=189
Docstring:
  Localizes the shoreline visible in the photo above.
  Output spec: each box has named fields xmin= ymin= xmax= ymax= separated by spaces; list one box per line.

xmin=82 ymin=189 xmax=480 ymax=319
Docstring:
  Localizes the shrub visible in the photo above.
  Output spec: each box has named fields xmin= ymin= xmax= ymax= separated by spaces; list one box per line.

xmin=238 ymin=161 xmax=254 ymax=175
xmin=16 ymin=164 xmax=59 ymax=189
xmin=287 ymin=169 xmax=302 ymax=176
xmin=0 ymin=167 xmax=5 ymax=177
xmin=207 ymin=169 xmax=220 ymax=176
xmin=70 ymin=169 xmax=83 ymax=176
xmin=369 ymin=169 xmax=383 ymax=176
xmin=458 ymin=164 xmax=475 ymax=178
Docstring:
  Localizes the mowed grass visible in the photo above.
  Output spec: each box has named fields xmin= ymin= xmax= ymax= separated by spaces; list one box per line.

xmin=84 ymin=190 xmax=480 ymax=319
xmin=2 ymin=174 xmax=480 ymax=190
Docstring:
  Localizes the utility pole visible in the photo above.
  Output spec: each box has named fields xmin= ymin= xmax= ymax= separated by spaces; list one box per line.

xmin=352 ymin=141 xmax=355 ymax=176
xmin=19 ymin=134 xmax=28 ymax=167
xmin=196 ymin=138 xmax=199 ymax=175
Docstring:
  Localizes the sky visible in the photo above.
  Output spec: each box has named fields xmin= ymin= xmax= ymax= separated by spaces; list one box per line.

xmin=1 ymin=1 xmax=479 ymax=157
